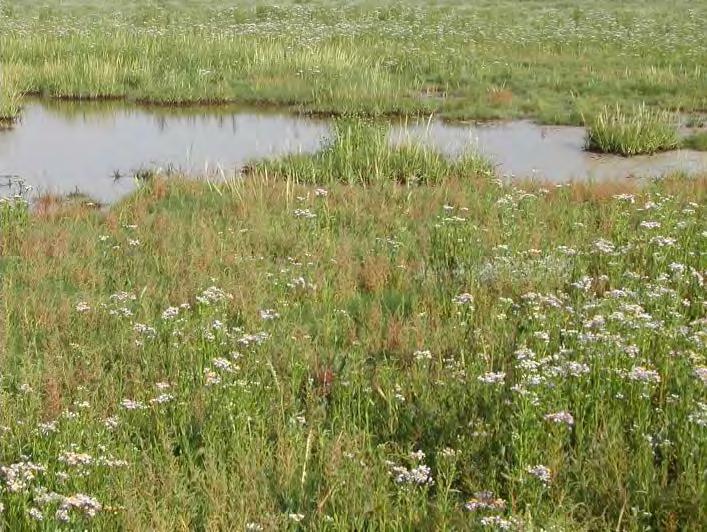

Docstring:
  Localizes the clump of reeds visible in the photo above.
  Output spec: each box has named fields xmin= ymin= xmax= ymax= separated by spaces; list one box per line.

xmin=585 ymin=104 xmax=679 ymax=156
xmin=0 ymin=66 xmax=23 ymax=124
xmin=682 ymin=131 xmax=707 ymax=151
xmin=248 ymin=118 xmax=492 ymax=185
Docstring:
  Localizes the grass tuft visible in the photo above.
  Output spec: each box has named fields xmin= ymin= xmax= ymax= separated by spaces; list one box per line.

xmin=682 ymin=131 xmax=707 ymax=151
xmin=0 ymin=66 xmax=23 ymax=123
xmin=247 ymin=118 xmax=492 ymax=185
xmin=585 ymin=104 xmax=679 ymax=156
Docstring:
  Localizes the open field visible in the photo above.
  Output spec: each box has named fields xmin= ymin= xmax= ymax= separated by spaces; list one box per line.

xmin=0 ymin=0 xmax=706 ymax=124
xmin=2 ymin=129 xmax=707 ymax=528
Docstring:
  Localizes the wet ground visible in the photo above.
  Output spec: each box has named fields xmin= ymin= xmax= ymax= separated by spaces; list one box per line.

xmin=1 ymin=100 xmax=706 ymax=203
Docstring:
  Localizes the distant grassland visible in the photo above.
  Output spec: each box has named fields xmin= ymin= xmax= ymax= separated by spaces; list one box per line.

xmin=0 ymin=0 xmax=705 ymax=124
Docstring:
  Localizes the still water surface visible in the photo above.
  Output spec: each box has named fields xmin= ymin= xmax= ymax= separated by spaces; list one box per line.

xmin=1 ymin=101 xmax=705 ymax=202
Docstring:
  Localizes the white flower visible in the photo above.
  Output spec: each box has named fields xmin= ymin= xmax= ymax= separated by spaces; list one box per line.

xmin=75 ymin=301 xmax=91 ymax=313
xmin=204 ymin=369 xmax=221 ymax=386
xmin=527 ymin=464 xmax=552 ymax=485
xmin=668 ymin=262 xmax=686 ymax=274
xmin=613 ymin=193 xmax=635 ymax=203
xmin=62 ymin=493 xmax=102 ymax=518
xmin=453 ymin=292 xmax=474 ymax=305
xmin=293 ymin=208 xmax=316 ymax=219
xmin=162 ymin=306 xmax=180 ymax=320
xmin=37 ymin=421 xmax=58 ymax=436
xmin=55 ymin=507 xmax=70 ymax=522
xmin=196 ymin=286 xmax=232 ymax=305
xmin=688 ymin=403 xmax=707 ymax=427
xmin=120 ymin=398 xmax=146 ymax=410
xmin=627 ymin=366 xmax=661 ymax=384
xmin=58 ymin=451 xmax=94 ymax=467
xmin=288 ymin=513 xmax=305 ymax=522
xmin=413 ymin=349 xmax=432 ymax=361
xmin=464 ymin=491 xmax=506 ymax=511
xmin=480 ymin=516 xmax=517 ymax=529
xmin=649 ymin=236 xmax=676 ymax=247
xmin=544 ymin=411 xmax=574 ymax=426
xmin=259 ymin=308 xmax=280 ymax=320
xmin=478 ymin=372 xmax=506 ymax=384
xmin=391 ymin=464 xmax=434 ymax=486
xmin=104 ymin=416 xmax=120 ymax=430
xmin=133 ymin=323 xmax=157 ymax=337
xmin=409 ymin=450 xmax=426 ymax=461
xmin=212 ymin=357 xmax=234 ymax=372
xmin=150 ymin=393 xmax=175 ymax=405
xmin=593 ymin=238 xmax=615 ymax=254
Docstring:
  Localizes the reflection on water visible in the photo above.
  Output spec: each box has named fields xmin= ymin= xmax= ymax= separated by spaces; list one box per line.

xmin=0 ymin=100 xmax=705 ymax=203
xmin=0 ymin=101 xmax=330 ymax=202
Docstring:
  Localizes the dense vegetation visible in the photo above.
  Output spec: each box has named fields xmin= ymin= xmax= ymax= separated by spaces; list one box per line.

xmin=0 ymin=0 xmax=705 ymax=124
xmin=1 ymin=135 xmax=706 ymax=528
xmin=1 ymin=1 xmax=706 ymax=530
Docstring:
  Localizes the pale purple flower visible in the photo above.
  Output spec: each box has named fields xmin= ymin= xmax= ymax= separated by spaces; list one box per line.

xmin=527 ymin=464 xmax=552 ymax=485
xmin=478 ymin=372 xmax=506 ymax=385
xmin=544 ymin=411 xmax=574 ymax=426
xmin=627 ymin=366 xmax=661 ymax=384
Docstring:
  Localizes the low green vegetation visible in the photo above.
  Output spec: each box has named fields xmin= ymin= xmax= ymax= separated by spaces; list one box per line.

xmin=0 ymin=0 xmax=705 ymax=124
xmin=1 ymin=147 xmax=706 ymax=528
xmin=585 ymin=105 xmax=680 ymax=156
xmin=248 ymin=119 xmax=492 ymax=185
xmin=1 ymin=1 xmax=706 ymax=530
xmin=683 ymin=131 xmax=707 ymax=152
xmin=0 ymin=66 xmax=22 ymax=124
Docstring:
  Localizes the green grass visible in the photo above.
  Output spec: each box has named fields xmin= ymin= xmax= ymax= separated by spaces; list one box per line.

xmin=0 ymin=0 xmax=705 ymax=124
xmin=585 ymin=105 xmax=680 ymax=156
xmin=1 ymin=1 xmax=706 ymax=529
xmin=0 ymin=66 xmax=22 ymax=123
xmin=1 ymin=152 xmax=706 ymax=529
xmin=682 ymin=131 xmax=707 ymax=151
xmin=248 ymin=118 xmax=492 ymax=185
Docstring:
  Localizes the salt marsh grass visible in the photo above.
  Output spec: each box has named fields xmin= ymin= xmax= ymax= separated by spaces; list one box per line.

xmin=683 ymin=131 xmax=707 ymax=152
xmin=249 ymin=118 xmax=492 ymax=185
xmin=1 ymin=1 xmax=707 ymax=530
xmin=0 ymin=66 xmax=22 ymax=123
xmin=1 ymin=163 xmax=706 ymax=529
xmin=0 ymin=0 xmax=705 ymax=123
xmin=585 ymin=105 xmax=680 ymax=156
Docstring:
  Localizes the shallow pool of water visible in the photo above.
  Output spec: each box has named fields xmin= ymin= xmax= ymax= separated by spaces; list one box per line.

xmin=1 ymin=101 xmax=705 ymax=202
xmin=0 ymin=101 xmax=330 ymax=202
xmin=393 ymin=121 xmax=707 ymax=183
